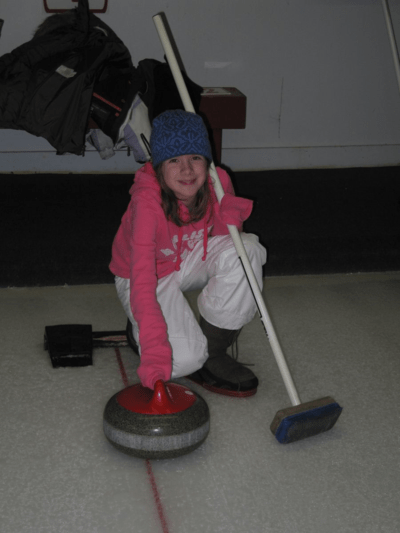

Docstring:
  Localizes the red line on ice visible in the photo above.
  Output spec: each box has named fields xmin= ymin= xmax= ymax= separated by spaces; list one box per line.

xmin=146 ymin=460 xmax=171 ymax=533
xmin=114 ymin=347 xmax=129 ymax=388
xmin=113 ymin=348 xmax=171 ymax=533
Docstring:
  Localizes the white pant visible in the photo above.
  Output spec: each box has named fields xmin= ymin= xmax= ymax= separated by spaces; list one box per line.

xmin=115 ymin=233 xmax=267 ymax=379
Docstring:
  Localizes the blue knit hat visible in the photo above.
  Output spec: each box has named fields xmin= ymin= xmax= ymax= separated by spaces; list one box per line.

xmin=150 ymin=109 xmax=212 ymax=167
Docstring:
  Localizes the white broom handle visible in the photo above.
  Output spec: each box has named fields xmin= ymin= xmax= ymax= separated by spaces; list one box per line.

xmin=381 ymin=0 xmax=400 ymax=93
xmin=153 ymin=13 xmax=301 ymax=407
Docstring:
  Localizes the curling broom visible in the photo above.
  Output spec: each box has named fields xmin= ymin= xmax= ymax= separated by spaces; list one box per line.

xmin=152 ymin=12 xmax=343 ymax=444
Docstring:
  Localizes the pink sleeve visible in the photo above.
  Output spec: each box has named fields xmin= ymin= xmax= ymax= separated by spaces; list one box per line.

xmin=211 ymin=167 xmax=253 ymax=233
xmin=129 ymin=197 xmax=172 ymax=389
xmin=217 ymin=194 xmax=253 ymax=226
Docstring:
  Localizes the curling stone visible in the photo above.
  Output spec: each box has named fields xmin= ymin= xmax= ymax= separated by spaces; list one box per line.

xmin=103 ymin=380 xmax=210 ymax=460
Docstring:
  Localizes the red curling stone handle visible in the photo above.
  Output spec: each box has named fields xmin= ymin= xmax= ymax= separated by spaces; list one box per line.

xmin=117 ymin=380 xmax=197 ymax=415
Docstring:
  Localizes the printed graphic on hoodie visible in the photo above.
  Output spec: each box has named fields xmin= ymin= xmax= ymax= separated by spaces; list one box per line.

xmin=161 ymin=226 xmax=213 ymax=263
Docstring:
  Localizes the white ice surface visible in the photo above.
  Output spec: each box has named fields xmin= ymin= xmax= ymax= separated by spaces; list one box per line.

xmin=1 ymin=274 xmax=400 ymax=533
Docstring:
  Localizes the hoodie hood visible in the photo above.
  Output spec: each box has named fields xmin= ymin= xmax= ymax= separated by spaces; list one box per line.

xmin=129 ymin=162 xmax=162 ymax=200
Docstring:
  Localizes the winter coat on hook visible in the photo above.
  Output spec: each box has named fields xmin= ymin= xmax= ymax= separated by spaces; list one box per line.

xmin=0 ymin=0 xmax=135 ymax=155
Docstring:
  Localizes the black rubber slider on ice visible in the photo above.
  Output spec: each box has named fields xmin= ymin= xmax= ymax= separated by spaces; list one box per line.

xmin=44 ymin=324 xmax=93 ymax=368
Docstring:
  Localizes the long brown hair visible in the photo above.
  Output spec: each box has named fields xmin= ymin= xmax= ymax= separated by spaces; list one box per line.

xmin=155 ymin=162 xmax=212 ymax=227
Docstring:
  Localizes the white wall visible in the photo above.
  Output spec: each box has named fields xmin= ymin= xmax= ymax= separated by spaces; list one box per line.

xmin=1 ymin=0 xmax=400 ymax=172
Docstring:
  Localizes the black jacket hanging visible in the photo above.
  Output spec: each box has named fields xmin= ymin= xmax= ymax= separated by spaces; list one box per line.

xmin=0 ymin=0 xmax=134 ymax=155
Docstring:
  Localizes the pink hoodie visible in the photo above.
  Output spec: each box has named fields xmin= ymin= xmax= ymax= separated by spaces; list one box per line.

xmin=110 ymin=162 xmax=253 ymax=388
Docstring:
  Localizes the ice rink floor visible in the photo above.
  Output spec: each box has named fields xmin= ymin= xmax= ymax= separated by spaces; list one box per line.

xmin=1 ymin=271 xmax=400 ymax=533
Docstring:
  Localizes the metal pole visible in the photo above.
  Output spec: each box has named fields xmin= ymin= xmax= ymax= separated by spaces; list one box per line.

xmin=381 ymin=0 xmax=400 ymax=93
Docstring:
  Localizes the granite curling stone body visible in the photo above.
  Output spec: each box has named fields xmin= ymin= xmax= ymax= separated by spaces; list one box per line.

xmin=103 ymin=380 xmax=210 ymax=459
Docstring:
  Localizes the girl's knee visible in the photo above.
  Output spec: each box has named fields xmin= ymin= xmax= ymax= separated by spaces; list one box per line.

xmin=170 ymin=338 xmax=208 ymax=379
xmin=241 ymin=234 xmax=267 ymax=264
xmin=219 ymin=233 xmax=266 ymax=270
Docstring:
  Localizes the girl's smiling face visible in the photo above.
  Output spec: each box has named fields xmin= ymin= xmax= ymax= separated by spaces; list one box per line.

xmin=161 ymin=154 xmax=208 ymax=206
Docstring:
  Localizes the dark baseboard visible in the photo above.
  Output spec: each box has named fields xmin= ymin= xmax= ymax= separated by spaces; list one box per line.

xmin=1 ymin=166 xmax=399 ymax=287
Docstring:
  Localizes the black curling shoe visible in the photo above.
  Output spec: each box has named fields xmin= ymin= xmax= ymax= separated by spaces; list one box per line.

xmin=187 ymin=317 xmax=258 ymax=398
